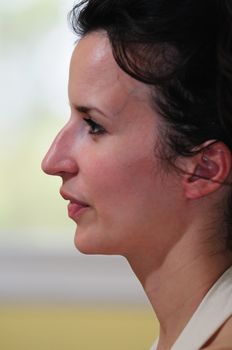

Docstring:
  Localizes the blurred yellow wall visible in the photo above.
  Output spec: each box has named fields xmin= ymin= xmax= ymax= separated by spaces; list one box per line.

xmin=0 ymin=306 xmax=158 ymax=350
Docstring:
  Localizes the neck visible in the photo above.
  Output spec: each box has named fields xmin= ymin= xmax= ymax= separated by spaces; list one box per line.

xmin=126 ymin=232 xmax=232 ymax=350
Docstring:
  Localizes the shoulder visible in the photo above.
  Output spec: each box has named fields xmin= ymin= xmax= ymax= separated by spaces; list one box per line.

xmin=202 ymin=341 xmax=232 ymax=350
xmin=201 ymin=316 xmax=232 ymax=350
xmin=202 ymin=335 xmax=232 ymax=349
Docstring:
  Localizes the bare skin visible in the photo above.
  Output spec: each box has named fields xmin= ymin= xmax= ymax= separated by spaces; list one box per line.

xmin=130 ymin=242 xmax=232 ymax=349
xmin=42 ymin=32 xmax=232 ymax=349
xmin=202 ymin=316 xmax=232 ymax=349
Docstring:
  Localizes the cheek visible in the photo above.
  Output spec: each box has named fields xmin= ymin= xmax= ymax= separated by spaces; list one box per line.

xmin=87 ymin=157 xmax=130 ymax=194
xmin=84 ymin=147 xmax=158 ymax=209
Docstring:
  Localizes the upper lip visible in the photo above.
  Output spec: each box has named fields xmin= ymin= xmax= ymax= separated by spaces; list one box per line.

xmin=60 ymin=189 xmax=89 ymax=207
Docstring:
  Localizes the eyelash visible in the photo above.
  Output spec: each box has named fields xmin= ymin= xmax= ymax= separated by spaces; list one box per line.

xmin=83 ymin=117 xmax=106 ymax=135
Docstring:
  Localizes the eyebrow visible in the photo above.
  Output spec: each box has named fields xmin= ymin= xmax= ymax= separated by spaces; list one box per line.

xmin=73 ymin=104 xmax=109 ymax=119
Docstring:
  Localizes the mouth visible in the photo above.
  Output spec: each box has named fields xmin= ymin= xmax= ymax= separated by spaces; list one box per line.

xmin=67 ymin=201 xmax=90 ymax=221
xmin=60 ymin=189 xmax=90 ymax=221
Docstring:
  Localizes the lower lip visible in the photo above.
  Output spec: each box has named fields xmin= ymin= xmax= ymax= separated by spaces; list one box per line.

xmin=68 ymin=202 xmax=90 ymax=221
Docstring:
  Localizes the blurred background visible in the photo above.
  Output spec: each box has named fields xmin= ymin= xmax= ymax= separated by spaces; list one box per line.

xmin=0 ymin=0 xmax=158 ymax=348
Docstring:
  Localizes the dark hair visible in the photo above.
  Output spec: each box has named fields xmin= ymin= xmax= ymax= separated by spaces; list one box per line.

xmin=69 ymin=0 xmax=232 ymax=249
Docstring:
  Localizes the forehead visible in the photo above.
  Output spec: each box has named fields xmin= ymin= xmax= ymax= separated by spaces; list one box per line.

xmin=68 ymin=32 xmax=151 ymax=115
xmin=70 ymin=32 xmax=116 ymax=83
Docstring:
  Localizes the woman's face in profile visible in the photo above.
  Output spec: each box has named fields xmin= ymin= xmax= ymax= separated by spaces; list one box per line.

xmin=42 ymin=32 xmax=183 ymax=257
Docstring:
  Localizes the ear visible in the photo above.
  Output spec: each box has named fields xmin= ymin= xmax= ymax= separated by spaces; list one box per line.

xmin=181 ymin=141 xmax=232 ymax=200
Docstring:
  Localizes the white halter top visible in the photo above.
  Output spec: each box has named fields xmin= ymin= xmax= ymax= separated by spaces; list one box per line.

xmin=150 ymin=265 xmax=232 ymax=350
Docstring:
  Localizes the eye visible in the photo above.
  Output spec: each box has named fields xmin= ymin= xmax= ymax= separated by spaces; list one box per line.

xmin=84 ymin=117 xmax=106 ymax=135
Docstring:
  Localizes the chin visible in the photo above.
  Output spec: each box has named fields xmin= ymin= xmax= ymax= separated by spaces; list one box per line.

xmin=74 ymin=227 xmax=122 ymax=256
xmin=74 ymin=237 xmax=99 ymax=255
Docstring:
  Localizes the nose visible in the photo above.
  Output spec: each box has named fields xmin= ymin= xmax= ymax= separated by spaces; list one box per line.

xmin=41 ymin=122 xmax=78 ymax=177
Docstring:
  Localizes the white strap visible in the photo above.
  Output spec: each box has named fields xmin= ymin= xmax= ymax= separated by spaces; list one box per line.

xmin=149 ymin=266 xmax=232 ymax=350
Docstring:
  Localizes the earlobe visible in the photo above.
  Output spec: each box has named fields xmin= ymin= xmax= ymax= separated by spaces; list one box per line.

xmin=182 ymin=141 xmax=232 ymax=199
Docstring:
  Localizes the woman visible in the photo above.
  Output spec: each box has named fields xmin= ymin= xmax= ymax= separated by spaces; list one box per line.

xmin=42 ymin=0 xmax=232 ymax=349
